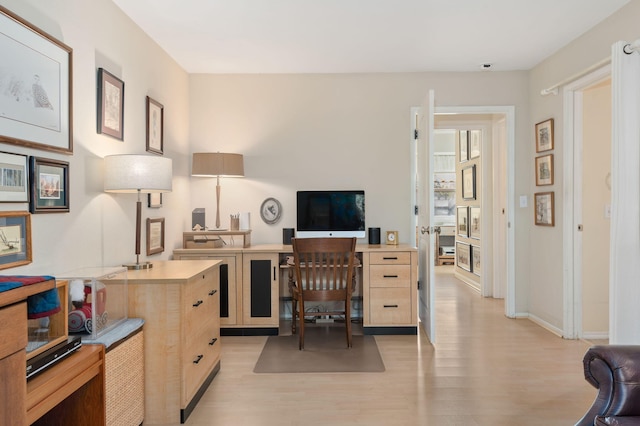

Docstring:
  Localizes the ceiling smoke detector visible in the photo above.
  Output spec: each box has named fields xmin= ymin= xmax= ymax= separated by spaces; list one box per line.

xmin=480 ymin=63 xmax=493 ymax=70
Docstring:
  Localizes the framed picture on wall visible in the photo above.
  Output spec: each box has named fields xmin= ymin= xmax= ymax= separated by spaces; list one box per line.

xmin=462 ymin=164 xmax=476 ymax=200
xmin=459 ymin=130 xmax=468 ymax=162
xmin=535 ymin=154 xmax=554 ymax=186
xmin=535 ymin=192 xmax=555 ymax=226
xmin=29 ymin=156 xmax=70 ymax=213
xmin=535 ymin=118 xmax=554 ymax=152
xmin=0 ymin=211 xmax=31 ymax=270
xmin=146 ymin=217 xmax=165 ymax=255
xmin=456 ymin=206 xmax=468 ymax=237
xmin=469 ymin=130 xmax=481 ymax=159
xmin=471 ymin=245 xmax=481 ymax=276
xmin=97 ymin=68 xmax=125 ymax=140
xmin=146 ymin=96 xmax=164 ymax=155
xmin=148 ymin=193 xmax=163 ymax=208
xmin=0 ymin=152 xmax=28 ymax=203
xmin=456 ymin=242 xmax=471 ymax=272
xmin=469 ymin=206 xmax=481 ymax=239
xmin=0 ymin=7 xmax=73 ymax=154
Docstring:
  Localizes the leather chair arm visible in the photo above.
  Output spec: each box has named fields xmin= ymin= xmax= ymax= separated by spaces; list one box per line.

xmin=576 ymin=345 xmax=640 ymax=426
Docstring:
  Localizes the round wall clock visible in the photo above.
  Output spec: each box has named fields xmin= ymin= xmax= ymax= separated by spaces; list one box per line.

xmin=260 ymin=197 xmax=282 ymax=224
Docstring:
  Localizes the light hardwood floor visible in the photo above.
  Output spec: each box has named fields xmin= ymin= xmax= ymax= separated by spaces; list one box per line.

xmin=184 ymin=266 xmax=596 ymax=426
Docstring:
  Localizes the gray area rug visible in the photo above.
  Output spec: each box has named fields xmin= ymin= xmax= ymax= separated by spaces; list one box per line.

xmin=253 ymin=325 xmax=385 ymax=373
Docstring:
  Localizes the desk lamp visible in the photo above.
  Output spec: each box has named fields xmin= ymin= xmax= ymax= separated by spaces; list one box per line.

xmin=104 ymin=154 xmax=173 ymax=269
xmin=191 ymin=152 xmax=244 ymax=229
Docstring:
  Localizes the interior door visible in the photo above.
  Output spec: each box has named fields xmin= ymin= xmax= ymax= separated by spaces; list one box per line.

xmin=417 ymin=90 xmax=436 ymax=343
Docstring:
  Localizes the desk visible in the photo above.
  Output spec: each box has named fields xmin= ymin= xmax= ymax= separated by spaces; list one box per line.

xmin=173 ymin=244 xmax=418 ymax=335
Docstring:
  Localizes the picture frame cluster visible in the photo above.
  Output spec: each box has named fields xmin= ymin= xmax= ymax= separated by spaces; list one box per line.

xmin=534 ymin=118 xmax=555 ymax=226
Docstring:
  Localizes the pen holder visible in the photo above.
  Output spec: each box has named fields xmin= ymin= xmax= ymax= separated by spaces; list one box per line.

xmin=230 ymin=216 xmax=240 ymax=230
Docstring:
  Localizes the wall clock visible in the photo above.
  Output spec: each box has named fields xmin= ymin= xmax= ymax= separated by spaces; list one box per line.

xmin=260 ymin=197 xmax=282 ymax=224
xmin=386 ymin=231 xmax=398 ymax=245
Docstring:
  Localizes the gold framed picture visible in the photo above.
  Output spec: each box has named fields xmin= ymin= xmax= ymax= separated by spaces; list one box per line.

xmin=535 ymin=154 xmax=554 ymax=186
xmin=534 ymin=192 xmax=555 ymax=226
xmin=535 ymin=118 xmax=554 ymax=153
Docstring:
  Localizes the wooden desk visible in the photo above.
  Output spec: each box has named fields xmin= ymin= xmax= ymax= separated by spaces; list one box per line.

xmin=126 ymin=260 xmax=222 ymax=424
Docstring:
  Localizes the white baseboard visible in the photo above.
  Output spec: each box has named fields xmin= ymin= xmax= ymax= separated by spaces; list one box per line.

xmin=527 ymin=313 xmax=563 ymax=338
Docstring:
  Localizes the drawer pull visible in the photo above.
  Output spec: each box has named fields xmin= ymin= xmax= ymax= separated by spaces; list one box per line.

xmin=209 ymin=337 xmax=218 ymax=346
xmin=383 ymin=304 xmax=399 ymax=308
xmin=383 ymin=275 xmax=399 ymax=278
xmin=208 ymin=289 xmax=217 ymax=296
xmin=193 ymin=300 xmax=203 ymax=307
xmin=193 ymin=354 xmax=204 ymax=364
xmin=383 ymin=256 xmax=398 ymax=260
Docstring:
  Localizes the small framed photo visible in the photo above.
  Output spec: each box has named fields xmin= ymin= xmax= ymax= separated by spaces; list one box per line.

xmin=0 ymin=211 xmax=32 ymax=270
xmin=146 ymin=96 xmax=164 ymax=155
xmin=97 ymin=68 xmax=125 ymax=140
xmin=456 ymin=206 xmax=468 ymax=238
xmin=535 ymin=192 xmax=555 ymax=226
xmin=469 ymin=130 xmax=481 ymax=159
xmin=0 ymin=152 xmax=28 ymax=203
xmin=456 ymin=242 xmax=470 ymax=272
xmin=459 ymin=130 xmax=468 ymax=162
xmin=29 ymin=157 xmax=69 ymax=213
xmin=469 ymin=206 xmax=481 ymax=239
xmin=535 ymin=118 xmax=554 ymax=153
xmin=471 ymin=245 xmax=481 ymax=276
xmin=146 ymin=217 xmax=165 ymax=255
xmin=148 ymin=193 xmax=163 ymax=208
xmin=462 ymin=164 xmax=476 ymax=200
xmin=535 ymin=154 xmax=554 ymax=186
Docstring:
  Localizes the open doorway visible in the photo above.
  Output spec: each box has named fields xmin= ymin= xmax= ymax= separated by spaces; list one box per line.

xmin=563 ymin=66 xmax=611 ymax=341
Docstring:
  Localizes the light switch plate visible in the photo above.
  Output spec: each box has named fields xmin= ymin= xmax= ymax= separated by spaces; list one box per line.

xmin=519 ymin=195 xmax=528 ymax=208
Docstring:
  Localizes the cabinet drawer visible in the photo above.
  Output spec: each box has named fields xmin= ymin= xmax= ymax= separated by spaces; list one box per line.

xmin=369 ymin=252 xmax=411 ymax=265
xmin=0 ymin=302 xmax=27 ymax=359
xmin=369 ymin=288 xmax=412 ymax=324
xmin=369 ymin=265 xmax=410 ymax=288
xmin=183 ymin=332 xmax=217 ymax=405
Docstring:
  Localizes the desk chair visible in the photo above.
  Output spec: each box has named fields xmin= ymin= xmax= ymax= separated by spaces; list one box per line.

xmin=289 ymin=237 xmax=357 ymax=350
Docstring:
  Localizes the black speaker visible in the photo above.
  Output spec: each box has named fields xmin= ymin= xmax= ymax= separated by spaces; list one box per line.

xmin=283 ymin=228 xmax=295 ymax=245
xmin=368 ymin=227 xmax=381 ymax=245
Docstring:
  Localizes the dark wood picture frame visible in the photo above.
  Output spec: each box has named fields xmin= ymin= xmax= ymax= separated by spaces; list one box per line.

xmin=535 ymin=118 xmax=554 ymax=153
xmin=0 ymin=210 xmax=32 ymax=270
xmin=456 ymin=206 xmax=468 ymax=238
xmin=456 ymin=241 xmax=471 ymax=272
xmin=97 ymin=68 xmax=124 ymax=140
xmin=146 ymin=217 xmax=165 ymax=255
xmin=535 ymin=191 xmax=555 ymax=226
xmin=146 ymin=96 xmax=164 ymax=155
xmin=0 ymin=6 xmax=73 ymax=154
xmin=29 ymin=156 xmax=70 ymax=213
xmin=459 ymin=130 xmax=469 ymax=162
xmin=462 ymin=164 xmax=476 ymax=200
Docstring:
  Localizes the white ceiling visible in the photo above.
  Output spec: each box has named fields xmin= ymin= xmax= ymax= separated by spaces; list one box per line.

xmin=112 ymin=0 xmax=630 ymax=74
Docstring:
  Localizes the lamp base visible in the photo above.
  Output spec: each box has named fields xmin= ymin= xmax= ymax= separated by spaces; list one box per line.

xmin=123 ymin=261 xmax=153 ymax=270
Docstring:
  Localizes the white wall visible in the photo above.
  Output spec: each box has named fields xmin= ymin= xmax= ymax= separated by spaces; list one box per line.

xmin=528 ymin=0 xmax=640 ymax=332
xmin=0 ymin=0 xmax=191 ymax=275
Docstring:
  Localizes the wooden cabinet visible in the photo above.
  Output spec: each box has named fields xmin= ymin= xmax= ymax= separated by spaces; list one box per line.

xmin=173 ymin=249 xmax=242 ymax=327
xmin=0 ymin=302 xmax=27 ymax=426
xmin=126 ymin=260 xmax=221 ymax=425
xmin=363 ymin=248 xmax=418 ymax=333
xmin=242 ymin=252 xmax=279 ymax=328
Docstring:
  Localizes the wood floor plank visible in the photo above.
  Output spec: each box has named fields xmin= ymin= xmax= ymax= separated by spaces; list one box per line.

xmin=184 ymin=266 xmax=595 ymax=426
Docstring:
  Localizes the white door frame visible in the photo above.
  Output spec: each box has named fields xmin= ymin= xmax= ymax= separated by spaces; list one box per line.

xmin=562 ymin=64 xmax=611 ymax=339
xmin=415 ymin=105 xmax=516 ymax=317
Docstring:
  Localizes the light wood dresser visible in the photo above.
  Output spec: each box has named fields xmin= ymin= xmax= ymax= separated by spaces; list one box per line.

xmin=126 ymin=260 xmax=221 ymax=424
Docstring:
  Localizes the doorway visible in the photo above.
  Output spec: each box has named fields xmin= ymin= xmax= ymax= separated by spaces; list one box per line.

xmin=563 ymin=65 xmax=611 ymax=340
xmin=412 ymin=104 xmax=515 ymax=337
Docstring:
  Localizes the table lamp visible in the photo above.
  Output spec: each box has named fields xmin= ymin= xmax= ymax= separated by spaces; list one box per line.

xmin=104 ymin=154 xmax=173 ymax=269
xmin=191 ymin=152 xmax=244 ymax=229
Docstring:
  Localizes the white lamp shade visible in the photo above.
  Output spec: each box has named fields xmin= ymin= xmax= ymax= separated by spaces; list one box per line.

xmin=104 ymin=154 xmax=173 ymax=193
xmin=192 ymin=152 xmax=244 ymax=177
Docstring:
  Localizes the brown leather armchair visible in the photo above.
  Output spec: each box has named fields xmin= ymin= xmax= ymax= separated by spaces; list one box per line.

xmin=576 ymin=345 xmax=640 ymax=425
